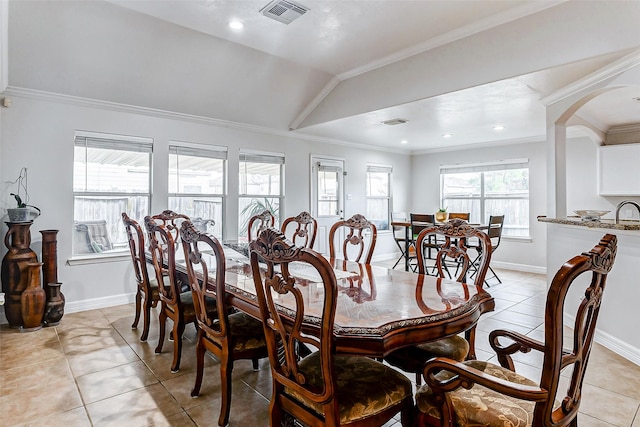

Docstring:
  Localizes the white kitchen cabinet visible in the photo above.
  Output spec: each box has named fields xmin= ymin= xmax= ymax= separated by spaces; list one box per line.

xmin=598 ymin=143 xmax=640 ymax=196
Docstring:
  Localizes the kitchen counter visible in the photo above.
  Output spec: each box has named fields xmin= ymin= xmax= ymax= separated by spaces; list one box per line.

xmin=537 ymin=216 xmax=640 ymax=231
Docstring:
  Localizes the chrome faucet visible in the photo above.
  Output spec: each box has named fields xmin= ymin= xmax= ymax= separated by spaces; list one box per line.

xmin=615 ymin=200 xmax=640 ymax=224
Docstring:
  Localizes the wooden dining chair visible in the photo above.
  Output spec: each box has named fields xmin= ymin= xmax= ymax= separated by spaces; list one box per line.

xmin=410 ymin=213 xmax=436 ymax=270
xmin=122 ymin=212 xmax=159 ymax=342
xmin=477 ymin=214 xmax=505 ymax=285
xmin=385 ymin=218 xmax=492 ymax=384
xmin=151 ymin=209 xmax=191 ymax=242
xmin=328 ymin=214 xmax=377 ymax=263
xmin=281 ymin=210 xmax=317 ymax=248
xmin=249 ymin=228 xmax=413 ymax=427
xmin=145 ymin=216 xmax=216 ymax=373
xmin=391 ymin=212 xmax=409 ymax=269
xmin=415 ymin=234 xmax=618 ymax=427
xmin=247 ymin=209 xmax=275 ymax=241
xmin=180 ymin=221 xmax=268 ymax=427
xmin=447 ymin=212 xmax=470 ymax=221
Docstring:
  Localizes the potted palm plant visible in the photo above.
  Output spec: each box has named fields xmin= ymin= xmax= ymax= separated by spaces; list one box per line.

xmin=7 ymin=168 xmax=40 ymax=223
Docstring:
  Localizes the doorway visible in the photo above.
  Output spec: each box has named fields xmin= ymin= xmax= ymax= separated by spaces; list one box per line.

xmin=310 ymin=156 xmax=345 ymax=254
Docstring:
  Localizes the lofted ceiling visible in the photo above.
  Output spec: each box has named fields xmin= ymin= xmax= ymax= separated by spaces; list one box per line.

xmin=7 ymin=0 xmax=640 ymax=153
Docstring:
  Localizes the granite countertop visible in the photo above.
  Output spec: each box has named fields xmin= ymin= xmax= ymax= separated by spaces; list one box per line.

xmin=537 ymin=216 xmax=640 ymax=231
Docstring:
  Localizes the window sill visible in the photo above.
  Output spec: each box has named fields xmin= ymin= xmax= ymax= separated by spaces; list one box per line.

xmin=67 ymin=250 xmax=130 ymax=266
xmin=503 ymin=236 xmax=532 ymax=243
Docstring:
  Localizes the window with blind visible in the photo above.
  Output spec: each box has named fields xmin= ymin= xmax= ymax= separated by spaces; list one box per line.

xmin=73 ymin=132 xmax=152 ymax=255
xmin=366 ymin=164 xmax=392 ymax=231
xmin=238 ymin=151 xmax=284 ymax=240
xmin=168 ymin=144 xmax=226 ymax=237
xmin=440 ymin=159 xmax=529 ymax=237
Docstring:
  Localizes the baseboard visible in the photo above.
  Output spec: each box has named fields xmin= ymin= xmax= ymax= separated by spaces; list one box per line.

xmin=593 ymin=328 xmax=640 ymax=366
xmin=491 ymin=260 xmax=546 ymax=275
xmin=64 ymin=293 xmax=136 ymax=314
xmin=565 ymin=313 xmax=640 ymax=366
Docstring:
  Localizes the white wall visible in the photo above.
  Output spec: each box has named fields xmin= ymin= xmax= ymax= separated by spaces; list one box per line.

xmin=0 ymin=94 xmax=411 ymax=311
xmin=410 ymin=141 xmax=548 ymax=272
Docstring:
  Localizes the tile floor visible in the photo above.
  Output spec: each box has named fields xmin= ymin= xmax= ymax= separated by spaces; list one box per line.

xmin=1 ymin=265 xmax=639 ymax=427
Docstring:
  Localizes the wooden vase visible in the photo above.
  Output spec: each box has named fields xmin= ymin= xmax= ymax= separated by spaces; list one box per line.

xmin=43 ymin=282 xmax=65 ymax=326
xmin=1 ymin=221 xmax=38 ymax=327
xmin=39 ymin=229 xmax=65 ymax=326
xmin=20 ymin=262 xmax=45 ymax=331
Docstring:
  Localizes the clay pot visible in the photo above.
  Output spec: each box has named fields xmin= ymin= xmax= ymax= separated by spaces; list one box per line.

xmin=21 ymin=262 xmax=45 ymax=331
xmin=43 ymin=282 xmax=65 ymax=326
xmin=1 ymin=221 xmax=38 ymax=327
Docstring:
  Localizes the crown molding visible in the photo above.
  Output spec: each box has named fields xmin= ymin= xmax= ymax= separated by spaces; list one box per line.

xmin=2 ymin=86 xmax=409 ymax=155
xmin=607 ymin=123 xmax=640 ymax=135
xmin=411 ymin=134 xmax=547 ymax=156
xmin=337 ymin=0 xmax=566 ymax=81
xmin=541 ymin=48 xmax=640 ymax=106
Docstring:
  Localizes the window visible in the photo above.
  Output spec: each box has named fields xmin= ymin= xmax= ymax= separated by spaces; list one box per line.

xmin=366 ymin=164 xmax=392 ymax=231
xmin=440 ymin=159 xmax=529 ymax=237
xmin=238 ymin=151 xmax=284 ymax=241
xmin=73 ymin=133 xmax=152 ymax=255
xmin=168 ymin=144 xmax=226 ymax=237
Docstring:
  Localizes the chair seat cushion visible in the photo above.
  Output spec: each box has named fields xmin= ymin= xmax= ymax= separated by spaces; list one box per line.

xmin=285 ymin=352 xmax=412 ymax=424
xmin=415 ymin=360 xmax=539 ymax=427
xmin=206 ymin=312 xmax=267 ymax=352
xmin=168 ymin=292 xmax=215 ymax=318
xmin=385 ymin=335 xmax=469 ymax=373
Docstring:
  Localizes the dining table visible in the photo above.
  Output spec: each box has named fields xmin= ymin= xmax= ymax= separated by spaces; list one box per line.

xmin=166 ymin=242 xmax=494 ymax=358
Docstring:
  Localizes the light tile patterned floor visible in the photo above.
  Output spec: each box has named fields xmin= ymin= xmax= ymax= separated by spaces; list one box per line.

xmin=1 ymin=266 xmax=639 ymax=427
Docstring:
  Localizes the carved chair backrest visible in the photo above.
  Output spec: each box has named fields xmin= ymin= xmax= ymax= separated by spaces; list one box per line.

xmin=247 ymin=210 xmax=275 ymax=242
xmin=416 ymin=218 xmax=492 ymax=284
xmin=144 ymin=216 xmax=181 ymax=307
xmin=281 ymin=211 xmax=317 ymax=249
xmin=180 ymin=220 xmax=229 ymax=341
xmin=121 ymin=212 xmax=150 ymax=291
xmin=150 ymin=210 xmax=191 ymax=245
xmin=531 ymin=234 xmax=616 ymax=425
xmin=328 ymin=214 xmax=377 ymax=263
xmin=249 ymin=228 xmax=340 ymax=421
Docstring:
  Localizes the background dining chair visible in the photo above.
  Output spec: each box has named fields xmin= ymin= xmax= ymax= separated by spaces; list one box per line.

xmin=477 ymin=214 xmax=505 ymax=286
xmin=281 ymin=210 xmax=317 ymax=248
xmin=247 ymin=209 xmax=275 ymax=242
xmin=249 ymin=228 xmax=413 ymax=427
xmin=391 ymin=212 xmax=409 ymax=269
xmin=385 ymin=218 xmax=492 ymax=384
xmin=415 ymin=234 xmax=617 ymax=427
xmin=122 ymin=212 xmax=159 ymax=342
xmin=328 ymin=213 xmax=377 ymax=263
xmin=410 ymin=213 xmax=436 ymax=271
xmin=447 ymin=212 xmax=470 ymax=221
xmin=145 ymin=216 xmax=216 ymax=373
xmin=180 ymin=221 xmax=268 ymax=427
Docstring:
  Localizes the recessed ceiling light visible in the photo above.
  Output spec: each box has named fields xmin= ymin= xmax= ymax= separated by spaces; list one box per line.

xmin=401 ymin=140 xmax=408 ymax=145
xmin=442 ymin=133 xmax=453 ymax=138
xmin=493 ymin=125 xmax=505 ymax=131
xmin=228 ymin=20 xmax=245 ymax=30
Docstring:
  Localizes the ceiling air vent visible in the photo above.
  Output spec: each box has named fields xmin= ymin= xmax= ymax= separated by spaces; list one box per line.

xmin=381 ymin=118 xmax=408 ymax=126
xmin=260 ymin=0 xmax=309 ymax=25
